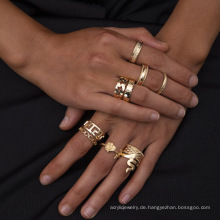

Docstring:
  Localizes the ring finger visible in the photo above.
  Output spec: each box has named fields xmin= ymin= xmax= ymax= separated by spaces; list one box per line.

xmin=58 ymin=127 xmax=132 ymax=216
xmin=80 ymin=140 xmax=146 ymax=219
xmin=114 ymin=60 xmax=198 ymax=108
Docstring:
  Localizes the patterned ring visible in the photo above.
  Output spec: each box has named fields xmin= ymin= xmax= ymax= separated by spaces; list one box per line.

xmin=120 ymin=144 xmax=144 ymax=173
xmin=114 ymin=77 xmax=129 ymax=99
xmin=79 ymin=121 xmax=105 ymax=145
xmin=129 ymin=41 xmax=143 ymax=64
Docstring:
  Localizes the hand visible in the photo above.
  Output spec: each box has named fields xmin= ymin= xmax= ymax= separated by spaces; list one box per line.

xmin=20 ymin=27 xmax=198 ymax=122
xmin=39 ymin=110 xmax=182 ymax=218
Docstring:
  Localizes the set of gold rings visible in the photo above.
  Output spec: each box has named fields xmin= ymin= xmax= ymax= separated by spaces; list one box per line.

xmin=114 ymin=41 xmax=167 ymax=103
xmin=78 ymin=41 xmax=169 ymax=173
xmin=79 ymin=120 xmax=144 ymax=173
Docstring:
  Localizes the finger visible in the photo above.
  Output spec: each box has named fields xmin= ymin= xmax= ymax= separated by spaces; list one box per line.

xmin=113 ymin=34 xmax=198 ymax=87
xmin=130 ymin=85 xmax=186 ymax=119
xmin=58 ymin=127 xmax=132 ymax=217
xmin=91 ymin=93 xmax=160 ymax=123
xmin=39 ymin=112 xmax=110 ymax=185
xmin=118 ymin=140 xmax=166 ymax=204
xmin=80 ymin=141 xmax=146 ymax=219
xmin=59 ymin=107 xmax=85 ymax=130
xmin=114 ymin=60 xmax=199 ymax=108
xmin=105 ymin=27 xmax=169 ymax=52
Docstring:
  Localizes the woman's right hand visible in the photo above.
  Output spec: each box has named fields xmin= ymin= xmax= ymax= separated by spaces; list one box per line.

xmin=18 ymin=27 xmax=198 ymax=122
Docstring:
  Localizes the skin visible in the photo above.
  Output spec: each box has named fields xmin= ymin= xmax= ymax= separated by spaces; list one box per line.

xmin=0 ymin=0 xmax=219 ymax=219
xmin=0 ymin=0 xmax=200 ymax=123
xmin=39 ymin=0 xmax=220 ymax=219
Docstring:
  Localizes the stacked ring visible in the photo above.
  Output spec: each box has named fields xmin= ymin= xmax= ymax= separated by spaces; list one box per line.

xmin=137 ymin=64 xmax=149 ymax=86
xmin=123 ymin=79 xmax=135 ymax=102
xmin=157 ymin=72 xmax=167 ymax=94
xmin=79 ymin=120 xmax=105 ymax=145
xmin=114 ymin=77 xmax=129 ymax=99
xmin=129 ymin=41 xmax=143 ymax=64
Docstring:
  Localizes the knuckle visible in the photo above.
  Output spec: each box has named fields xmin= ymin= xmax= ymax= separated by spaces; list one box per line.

xmin=67 ymin=137 xmax=89 ymax=156
xmin=48 ymin=158 xmax=65 ymax=172
xmin=72 ymin=186 xmax=86 ymax=199
xmin=178 ymin=89 xmax=192 ymax=103
xmin=113 ymin=161 xmax=130 ymax=179
xmin=151 ymin=51 xmax=166 ymax=69
xmin=133 ymin=88 xmax=149 ymax=104
xmin=97 ymin=31 xmax=117 ymax=46
xmin=95 ymin=191 xmax=110 ymax=203
xmin=92 ymin=157 xmax=111 ymax=175
xmin=89 ymin=53 xmax=108 ymax=67
xmin=148 ymin=71 xmax=163 ymax=92
xmin=137 ymin=27 xmax=148 ymax=36
xmin=110 ymin=100 xmax=123 ymax=115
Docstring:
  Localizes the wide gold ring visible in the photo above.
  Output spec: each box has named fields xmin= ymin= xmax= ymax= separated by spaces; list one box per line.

xmin=79 ymin=121 xmax=105 ymax=145
xmin=119 ymin=144 xmax=144 ymax=173
xmin=157 ymin=72 xmax=167 ymax=94
xmin=114 ymin=77 xmax=129 ymax=99
xmin=137 ymin=64 xmax=149 ymax=86
xmin=129 ymin=41 xmax=143 ymax=64
xmin=123 ymin=79 xmax=135 ymax=102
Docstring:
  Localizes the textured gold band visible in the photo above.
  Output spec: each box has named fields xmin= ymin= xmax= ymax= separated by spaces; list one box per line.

xmin=137 ymin=64 xmax=149 ymax=86
xmin=129 ymin=41 xmax=143 ymax=64
xmin=157 ymin=72 xmax=167 ymax=94
xmin=114 ymin=77 xmax=129 ymax=99
xmin=79 ymin=121 xmax=105 ymax=145
xmin=123 ymin=79 xmax=135 ymax=102
xmin=120 ymin=144 xmax=144 ymax=173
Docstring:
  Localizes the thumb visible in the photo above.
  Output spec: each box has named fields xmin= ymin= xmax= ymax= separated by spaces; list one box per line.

xmin=105 ymin=27 xmax=169 ymax=52
xmin=59 ymin=107 xmax=85 ymax=130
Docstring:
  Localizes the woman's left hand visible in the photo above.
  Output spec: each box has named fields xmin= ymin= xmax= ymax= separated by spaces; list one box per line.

xmin=39 ymin=109 xmax=182 ymax=219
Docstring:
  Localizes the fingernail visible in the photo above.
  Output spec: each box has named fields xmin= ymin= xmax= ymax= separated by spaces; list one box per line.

xmin=190 ymin=96 xmax=199 ymax=107
xmin=151 ymin=113 xmax=160 ymax=121
xmin=59 ymin=116 xmax=69 ymax=128
xmin=189 ymin=75 xmax=198 ymax=87
xmin=84 ymin=206 xmax=96 ymax=218
xmin=121 ymin=194 xmax=131 ymax=204
xmin=178 ymin=108 xmax=186 ymax=118
xmin=40 ymin=175 xmax=52 ymax=185
xmin=60 ymin=205 xmax=73 ymax=216
xmin=156 ymin=39 xmax=168 ymax=45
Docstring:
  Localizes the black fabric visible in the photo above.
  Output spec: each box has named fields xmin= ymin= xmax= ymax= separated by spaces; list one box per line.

xmin=1 ymin=1 xmax=220 ymax=220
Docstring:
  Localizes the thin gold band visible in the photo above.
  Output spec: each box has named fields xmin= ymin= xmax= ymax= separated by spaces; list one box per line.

xmin=137 ymin=64 xmax=149 ymax=86
xmin=157 ymin=72 xmax=167 ymax=95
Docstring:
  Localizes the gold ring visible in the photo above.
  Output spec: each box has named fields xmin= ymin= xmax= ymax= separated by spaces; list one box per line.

xmin=79 ymin=121 xmax=105 ymax=145
xmin=114 ymin=77 xmax=129 ymax=99
xmin=157 ymin=72 xmax=167 ymax=94
xmin=119 ymin=144 xmax=144 ymax=173
xmin=129 ymin=41 xmax=143 ymax=64
xmin=123 ymin=79 xmax=135 ymax=102
xmin=137 ymin=64 xmax=149 ymax=86
xmin=100 ymin=142 xmax=122 ymax=159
